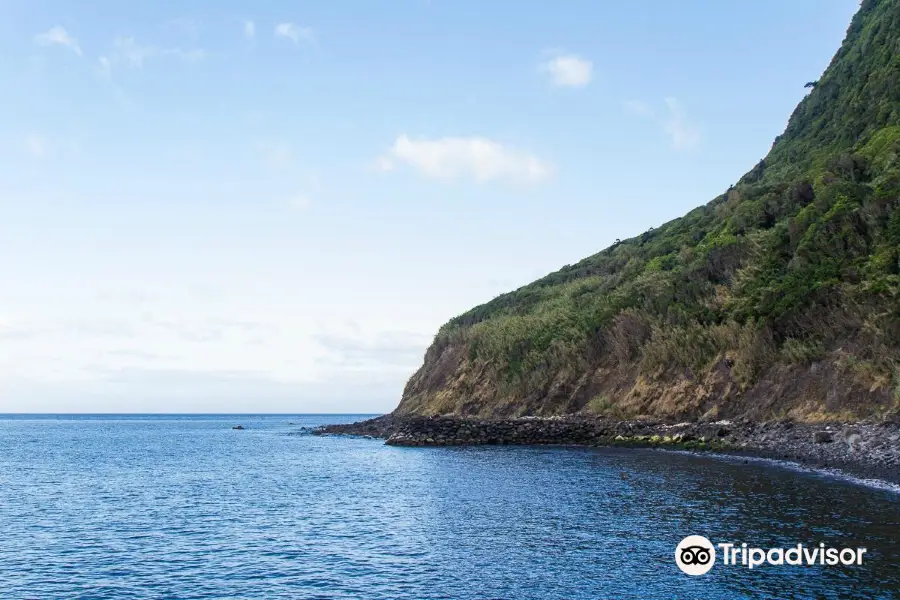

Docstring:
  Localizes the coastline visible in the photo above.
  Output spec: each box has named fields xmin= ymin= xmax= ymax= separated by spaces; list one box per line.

xmin=314 ymin=415 xmax=900 ymax=486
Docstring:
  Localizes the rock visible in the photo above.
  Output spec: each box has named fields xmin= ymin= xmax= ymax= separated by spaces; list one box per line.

xmin=232 ymin=425 xmax=245 ymax=430
xmin=314 ymin=416 xmax=900 ymax=486
xmin=813 ymin=431 xmax=833 ymax=443
xmin=842 ymin=426 xmax=860 ymax=438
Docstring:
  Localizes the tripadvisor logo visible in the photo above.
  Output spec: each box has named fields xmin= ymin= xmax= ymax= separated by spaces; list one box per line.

xmin=675 ymin=535 xmax=867 ymax=576
xmin=676 ymin=536 xmax=716 ymax=575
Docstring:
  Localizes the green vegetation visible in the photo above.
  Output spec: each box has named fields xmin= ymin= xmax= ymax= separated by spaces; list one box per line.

xmin=399 ymin=0 xmax=900 ymax=420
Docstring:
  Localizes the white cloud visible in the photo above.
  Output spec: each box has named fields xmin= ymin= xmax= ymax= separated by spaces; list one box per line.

xmin=539 ymin=53 xmax=592 ymax=87
xmin=97 ymin=56 xmax=112 ymax=77
xmin=0 ymin=291 xmax=432 ymax=412
xmin=623 ymin=98 xmax=701 ymax=150
xmin=256 ymin=140 xmax=294 ymax=169
xmin=663 ymin=97 xmax=701 ymax=150
xmin=21 ymin=133 xmax=81 ymax=160
xmin=288 ymin=194 xmax=311 ymax=211
xmin=34 ymin=26 xmax=82 ymax=56
xmin=624 ymin=100 xmax=654 ymax=118
xmin=244 ymin=20 xmax=256 ymax=39
xmin=24 ymin=134 xmax=50 ymax=159
xmin=113 ymin=36 xmax=155 ymax=68
xmin=372 ymin=155 xmax=395 ymax=173
xmin=314 ymin=330 xmax=431 ymax=372
xmin=99 ymin=36 xmax=205 ymax=73
xmin=274 ymin=22 xmax=315 ymax=44
xmin=377 ymin=134 xmax=551 ymax=185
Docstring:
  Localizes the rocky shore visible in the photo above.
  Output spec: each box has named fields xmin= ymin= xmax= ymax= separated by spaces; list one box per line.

xmin=314 ymin=415 xmax=900 ymax=485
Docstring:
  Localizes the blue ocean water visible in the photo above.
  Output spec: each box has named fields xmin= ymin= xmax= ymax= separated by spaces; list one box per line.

xmin=0 ymin=414 xmax=897 ymax=599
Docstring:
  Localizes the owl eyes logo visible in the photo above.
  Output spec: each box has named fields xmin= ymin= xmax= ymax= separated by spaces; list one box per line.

xmin=675 ymin=536 xmax=716 ymax=575
xmin=679 ymin=545 xmax=712 ymax=565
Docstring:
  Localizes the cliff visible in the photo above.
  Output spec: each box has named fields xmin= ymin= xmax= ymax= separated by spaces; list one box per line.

xmin=396 ymin=0 xmax=900 ymax=422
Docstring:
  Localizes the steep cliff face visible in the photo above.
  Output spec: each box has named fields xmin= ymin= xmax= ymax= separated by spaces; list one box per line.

xmin=396 ymin=0 xmax=900 ymax=422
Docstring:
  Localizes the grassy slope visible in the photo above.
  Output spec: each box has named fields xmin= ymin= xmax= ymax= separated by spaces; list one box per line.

xmin=396 ymin=0 xmax=900 ymax=422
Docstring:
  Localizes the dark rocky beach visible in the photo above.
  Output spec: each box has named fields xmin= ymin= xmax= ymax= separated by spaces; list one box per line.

xmin=314 ymin=415 xmax=900 ymax=485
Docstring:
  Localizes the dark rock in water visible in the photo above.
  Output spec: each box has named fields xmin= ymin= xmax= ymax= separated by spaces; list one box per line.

xmin=814 ymin=431 xmax=833 ymax=443
xmin=313 ymin=414 xmax=900 ymax=485
xmin=232 ymin=425 xmax=245 ymax=430
xmin=312 ymin=414 xmax=394 ymax=438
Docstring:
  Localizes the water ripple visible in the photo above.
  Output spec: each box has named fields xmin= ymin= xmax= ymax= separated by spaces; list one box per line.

xmin=0 ymin=415 xmax=897 ymax=599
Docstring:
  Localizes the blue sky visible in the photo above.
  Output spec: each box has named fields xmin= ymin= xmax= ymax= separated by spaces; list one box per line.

xmin=0 ymin=0 xmax=860 ymax=412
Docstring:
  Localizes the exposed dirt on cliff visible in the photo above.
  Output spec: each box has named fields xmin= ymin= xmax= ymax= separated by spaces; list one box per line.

xmin=395 ymin=342 xmax=898 ymax=423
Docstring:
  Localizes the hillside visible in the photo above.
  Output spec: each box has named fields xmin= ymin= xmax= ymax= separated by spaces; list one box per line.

xmin=395 ymin=0 xmax=900 ymax=422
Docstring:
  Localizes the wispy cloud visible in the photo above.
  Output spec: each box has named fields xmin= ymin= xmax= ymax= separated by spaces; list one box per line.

xmin=313 ymin=330 xmax=431 ymax=372
xmin=539 ymin=52 xmax=593 ymax=87
xmin=243 ymin=20 xmax=256 ymax=39
xmin=111 ymin=36 xmax=156 ymax=68
xmin=0 ymin=315 xmax=137 ymax=342
xmin=98 ymin=36 xmax=205 ymax=74
xmin=97 ymin=56 xmax=112 ymax=76
xmin=288 ymin=194 xmax=312 ymax=211
xmin=256 ymin=140 xmax=294 ymax=169
xmin=34 ymin=26 xmax=82 ymax=56
xmin=624 ymin=98 xmax=701 ymax=150
xmin=376 ymin=134 xmax=552 ymax=185
xmin=21 ymin=134 xmax=79 ymax=160
xmin=663 ymin=97 xmax=701 ymax=150
xmin=274 ymin=22 xmax=315 ymax=45
xmin=24 ymin=133 xmax=50 ymax=159
xmin=623 ymin=100 xmax=654 ymax=118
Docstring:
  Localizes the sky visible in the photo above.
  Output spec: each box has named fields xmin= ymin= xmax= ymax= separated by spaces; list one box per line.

xmin=0 ymin=0 xmax=861 ymax=413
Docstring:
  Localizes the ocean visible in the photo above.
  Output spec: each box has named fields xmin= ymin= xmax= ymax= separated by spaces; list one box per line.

xmin=0 ymin=414 xmax=897 ymax=599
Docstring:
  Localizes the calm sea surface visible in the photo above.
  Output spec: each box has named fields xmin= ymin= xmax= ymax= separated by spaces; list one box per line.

xmin=0 ymin=414 xmax=898 ymax=599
